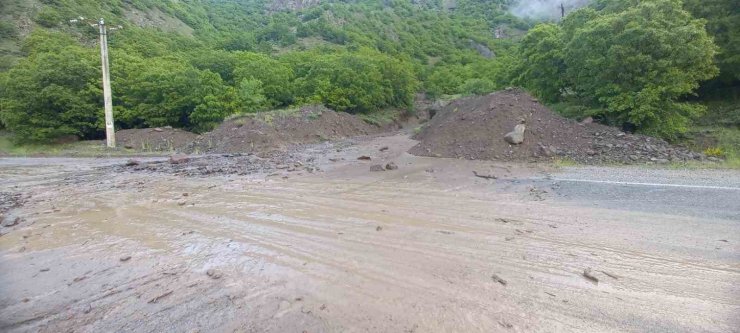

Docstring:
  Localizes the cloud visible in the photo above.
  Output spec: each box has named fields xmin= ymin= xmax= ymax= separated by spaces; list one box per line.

xmin=510 ymin=0 xmax=592 ymax=20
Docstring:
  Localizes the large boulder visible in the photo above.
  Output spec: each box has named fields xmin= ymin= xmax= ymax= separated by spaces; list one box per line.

xmin=504 ymin=124 xmax=526 ymax=145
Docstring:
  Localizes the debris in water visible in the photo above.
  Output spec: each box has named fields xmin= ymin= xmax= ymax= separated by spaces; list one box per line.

xmin=582 ymin=268 xmax=599 ymax=284
xmin=148 ymin=290 xmax=173 ymax=304
xmin=491 ymin=274 xmax=507 ymax=286
xmin=473 ymin=171 xmax=497 ymax=180
xmin=600 ymin=270 xmax=619 ymax=280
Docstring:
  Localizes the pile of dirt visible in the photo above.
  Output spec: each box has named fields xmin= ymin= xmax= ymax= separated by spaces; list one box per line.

xmin=409 ymin=89 xmax=705 ymax=164
xmin=116 ymin=127 xmax=198 ymax=152
xmin=190 ymin=105 xmax=379 ymax=154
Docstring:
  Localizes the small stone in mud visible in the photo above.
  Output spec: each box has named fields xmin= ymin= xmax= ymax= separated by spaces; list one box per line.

xmin=369 ymin=164 xmax=385 ymax=172
xmin=582 ymin=268 xmax=599 ymax=284
xmin=120 ymin=256 xmax=132 ymax=262
xmin=357 ymin=156 xmax=371 ymax=160
xmin=40 ymin=268 xmax=50 ymax=272
xmin=376 ymin=226 xmax=383 ymax=231
xmin=206 ymin=269 xmax=223 ymax=279
xmin=2 ymin=217 xmax=21 ymax=227
xmin=385 ymin=162 xmax=398 ymax=170
xmin=379 ymin=146 xmax=389 ymax=152
xmin=491 ymin=274 xmax=507 ymax=286
xmin=182 ymin=193 xmax=189 ymax=197
xmin=177 ymin=199 xmax=187 ymax=206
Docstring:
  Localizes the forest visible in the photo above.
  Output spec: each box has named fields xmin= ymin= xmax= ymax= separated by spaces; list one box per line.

xmin=0 ymin=0 xmax=737 ymax=150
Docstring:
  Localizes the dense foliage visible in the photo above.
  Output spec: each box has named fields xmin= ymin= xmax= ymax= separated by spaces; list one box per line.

xmin=517 ymin=0 xmax=720 ymax=138
xmin=0 ymin=0 xmax=736 ymax=143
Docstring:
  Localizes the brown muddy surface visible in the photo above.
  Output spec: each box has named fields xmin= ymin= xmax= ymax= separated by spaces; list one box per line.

xmin=1 ymin=134 xmax=739 ymax=332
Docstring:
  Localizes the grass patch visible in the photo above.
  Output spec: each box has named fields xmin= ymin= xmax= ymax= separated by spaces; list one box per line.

xmin=0 ymin=131 xmax=164 ymax=157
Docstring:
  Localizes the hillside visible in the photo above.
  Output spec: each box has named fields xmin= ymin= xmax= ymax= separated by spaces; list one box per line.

xmin=0 ymin=0 xmax=737 ymax=163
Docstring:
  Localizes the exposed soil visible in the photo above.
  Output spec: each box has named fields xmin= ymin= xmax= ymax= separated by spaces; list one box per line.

xmin=1 ymin=137 xmax=738 ymax=332
xmin=409 ymin=89 xmax=705 ymax=164
xmin=189 ymin=105 xmax=380 ymax=154
xmin=116 ymin=127 xmax=198 ymax=152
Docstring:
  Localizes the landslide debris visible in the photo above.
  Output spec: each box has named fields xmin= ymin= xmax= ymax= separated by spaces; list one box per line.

xmin=116 ymin=127 xmax=198 ymax=152
xmin=409 ymin=89 xmax=704 ymax=164
xmin=189 ymin=105 xmax=379 ymax=154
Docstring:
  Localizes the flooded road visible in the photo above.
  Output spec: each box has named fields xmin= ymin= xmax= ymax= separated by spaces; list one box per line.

xmin=1 ymin=135 xmax=739 ymax=332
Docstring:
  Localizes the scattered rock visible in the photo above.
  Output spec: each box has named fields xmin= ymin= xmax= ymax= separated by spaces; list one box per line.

xmin=379 ymin=146 xmax=389 ymax=152
xmin=169 ymin=154 xmax=190 ymax=164
xmin=491 ymin=274 xmax=507 ymax=286
xmin=385 ymin=162 xmax=398 ymax=170
xmin=369 ymin=164 xmax=385 ymax=172
xmin=503 ymin=124 xmax=526 ymax=145
xmin=148 ymin=290 xmax=173 ymax=304
xmin=472 ymin=171 xmax=497 ymax=180
xmin=2 ymin=217 xmax=21 ymax=227
xmin=580 ymin=116 xmax=594 ymax=124
xmin=153 ymin=128 xmax=164 ymax=132
xmin=40 ymin=268 xmax=50 ymax=272
xmin=124 ymin=144 xmax=134 ymax=149
xmin=177 ymin=199 xmax=187 ymax=206
xmin=119 ymin=255 xmax=132 ymax=262
xmin=206 ymin=269 xmax=223 ymax=279
xmin=357 ymin=156 xmax=371 ymax=160
xmin=376 ymin=226 xmax=383 ymax=231
xmin=582 ymin=268 xmax=599 ymax=284
xmin=125 ymin=159 xmax=140 ymax=166
xmin=599 ymin=270 xmax=619 ymax=280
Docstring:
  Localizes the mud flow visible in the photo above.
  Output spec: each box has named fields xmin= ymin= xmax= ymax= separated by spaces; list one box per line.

xmin=1 ymin=135 xmax=738 ymax=332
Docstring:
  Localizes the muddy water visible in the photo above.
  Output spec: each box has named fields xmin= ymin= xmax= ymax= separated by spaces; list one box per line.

xmin=1 ymin=136 xmax=739 ymax=332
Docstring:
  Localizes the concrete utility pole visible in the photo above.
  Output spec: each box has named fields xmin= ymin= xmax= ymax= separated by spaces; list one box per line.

xmin=98 ymin=18 xmax=115 ymax=148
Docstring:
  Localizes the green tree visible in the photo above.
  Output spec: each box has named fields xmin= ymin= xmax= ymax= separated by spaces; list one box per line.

xmin=0 ymin=39 xmax=101 ymax=142
xmin=513 ymin=23 xmax=565 ymax=103
xmin=563 ymin=0 xmax=718 ymax=138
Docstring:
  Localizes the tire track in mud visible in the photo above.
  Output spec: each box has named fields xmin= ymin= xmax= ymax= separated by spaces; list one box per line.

xmin=70 ymin=176 xmax=736 ymax=332
xmin=2 ymin=156 xmax=739 ymax=332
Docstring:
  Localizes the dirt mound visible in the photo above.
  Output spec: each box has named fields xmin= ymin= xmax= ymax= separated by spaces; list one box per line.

xmin=409 ymin=89 xmax=704 ymax=164
xmin=191 ymin=105 xmax=379 ymax=154
xmin=116 ymin=127 xmax=198 ymax=152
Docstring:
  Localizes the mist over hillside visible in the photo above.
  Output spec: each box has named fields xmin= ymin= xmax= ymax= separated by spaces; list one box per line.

xmin=510 ymin=0 xmax=591 ymax=19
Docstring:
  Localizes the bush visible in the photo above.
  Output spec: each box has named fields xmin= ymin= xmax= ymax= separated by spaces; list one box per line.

xmin=0 ymin=45 xmax=101 ymax=142
xmin=35 ymin=8 xmax=63 ymax=28
xmin=516 ymin=0 xmax=719 ymax=139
